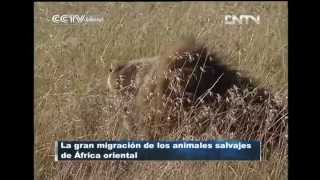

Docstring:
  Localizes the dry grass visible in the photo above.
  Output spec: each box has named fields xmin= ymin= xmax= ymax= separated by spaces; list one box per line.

xmin=35 ymin=2 xmax=288 ymax=180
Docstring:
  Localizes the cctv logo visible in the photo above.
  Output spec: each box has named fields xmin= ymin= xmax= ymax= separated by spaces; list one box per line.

xmin=51 ymin=14 xmax=104 ymax=24
xmin=52 ymin=14 xmax=86 ymax=24
xmin=225 ymin=15 xmax=260 ymax=25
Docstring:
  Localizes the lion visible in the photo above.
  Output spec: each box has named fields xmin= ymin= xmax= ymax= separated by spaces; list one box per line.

xmin=107 ymin=36 xmax=254 ymax=139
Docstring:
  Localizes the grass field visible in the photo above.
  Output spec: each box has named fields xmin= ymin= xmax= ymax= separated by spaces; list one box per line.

xmin=35 ymin=2 xmax=288 ymax=180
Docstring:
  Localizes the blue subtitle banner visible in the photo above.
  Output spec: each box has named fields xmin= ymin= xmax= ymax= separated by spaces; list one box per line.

xmin=56 ymin=140 xmax=261 ymax=161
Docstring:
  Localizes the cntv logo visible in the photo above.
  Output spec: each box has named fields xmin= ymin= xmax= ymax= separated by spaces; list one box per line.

xmin=225 ymin=15 xmax=260 ymax=25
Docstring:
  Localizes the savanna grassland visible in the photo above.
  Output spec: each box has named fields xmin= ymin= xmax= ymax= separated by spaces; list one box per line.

xmin=35 ymin=2 xmax=288 ymax=180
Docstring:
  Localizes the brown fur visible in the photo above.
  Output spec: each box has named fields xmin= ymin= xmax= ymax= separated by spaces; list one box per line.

xmin=108 ymin=36 xmax=255 ymax=139
xmin=108 ymin=56 xmax=158 ymax=96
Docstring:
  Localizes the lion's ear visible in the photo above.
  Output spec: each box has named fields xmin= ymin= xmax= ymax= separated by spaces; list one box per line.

xmin=109 ymin=63 xmax=114 ymax=72
xmin=110 ymin=61 xmax=126 ymax=73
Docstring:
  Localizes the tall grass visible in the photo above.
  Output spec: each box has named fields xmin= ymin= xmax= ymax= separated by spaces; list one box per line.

xmin=35 ymin=2 xmax=287 ymax=179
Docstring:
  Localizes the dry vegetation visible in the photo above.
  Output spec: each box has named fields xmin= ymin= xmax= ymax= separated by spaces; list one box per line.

xmin=35 ymin=2 xmax=288 ymax=180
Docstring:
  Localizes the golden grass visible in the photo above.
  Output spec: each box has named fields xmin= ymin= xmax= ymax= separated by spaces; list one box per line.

xmin=35 ymin=2 xmax=288 ymax=180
